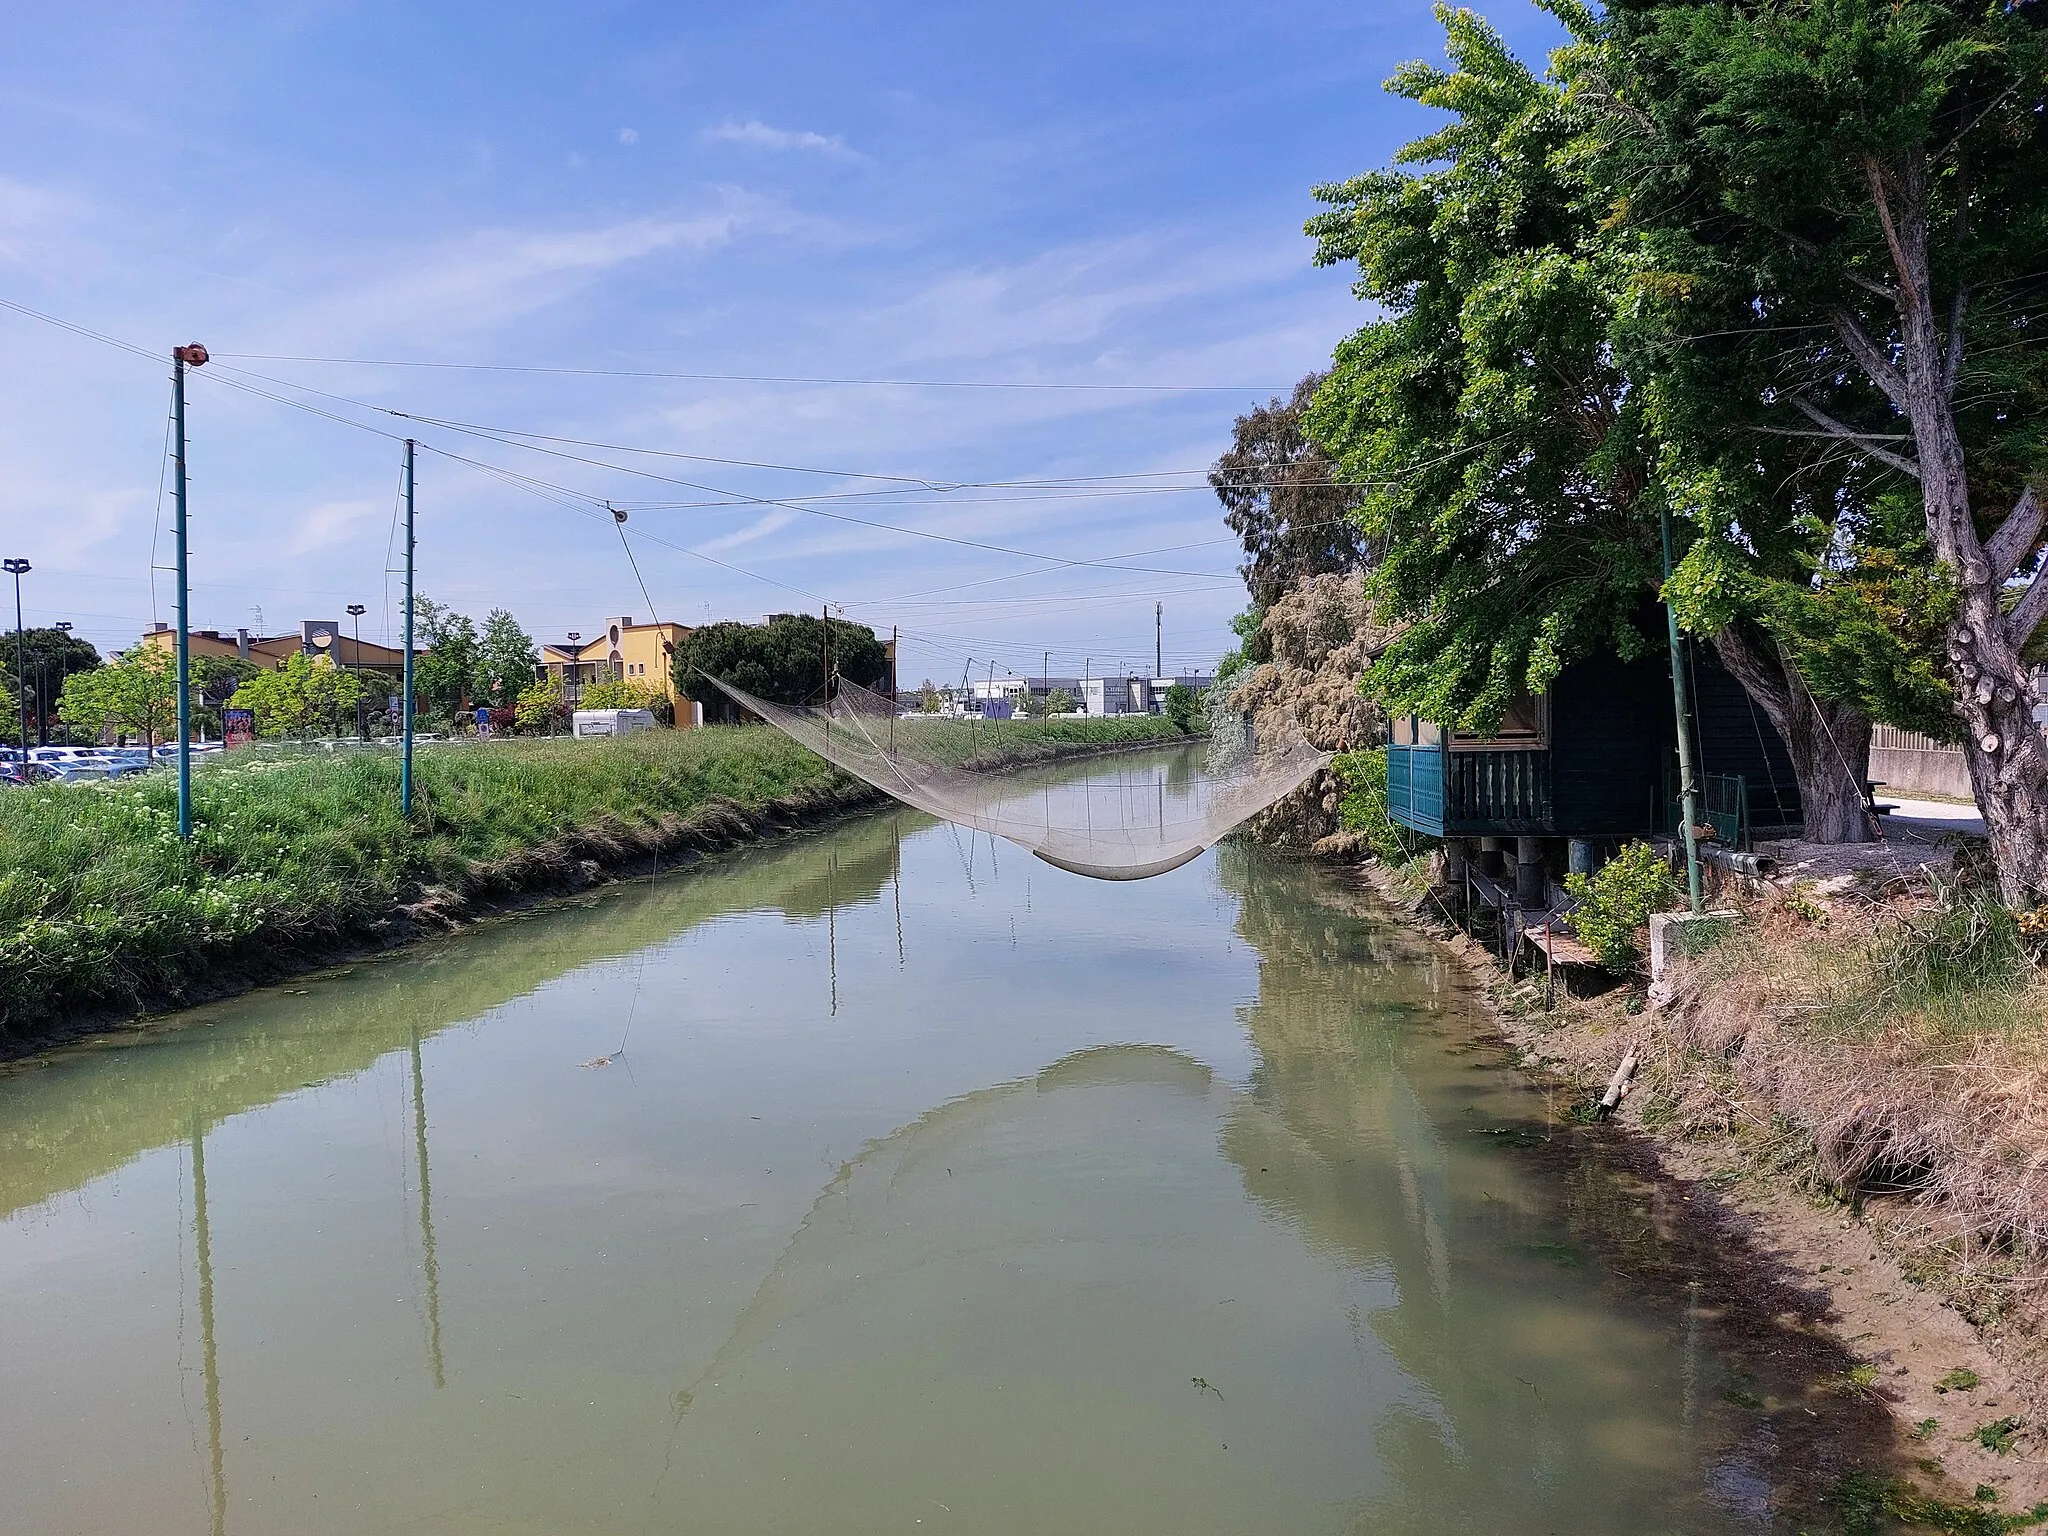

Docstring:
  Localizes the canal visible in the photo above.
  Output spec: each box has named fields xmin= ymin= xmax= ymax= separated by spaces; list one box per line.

xmin=1 ymin=759 xmax=1881 ymax=1533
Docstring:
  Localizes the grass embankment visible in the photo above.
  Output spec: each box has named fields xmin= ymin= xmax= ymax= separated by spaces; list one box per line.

xmin=0 ymin=716 xmax=1187 ymax=1046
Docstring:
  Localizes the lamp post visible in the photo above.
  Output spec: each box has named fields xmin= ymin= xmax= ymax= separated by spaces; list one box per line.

xmin=346 ymin=604 xmax=367 ymax=740
xmin=565 ymin=633 xmax=580 ymax=709
xmin=47 ymin=621 xmax=71 ymax=746
xmin=172 ymin=342 xmax=209 ymax=839
xmin=4 ymin=558 xmax=29 ymax=762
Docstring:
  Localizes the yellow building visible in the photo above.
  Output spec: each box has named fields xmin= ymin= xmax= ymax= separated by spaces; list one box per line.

xmin=541 ymin=616 xmax=701 ymax=723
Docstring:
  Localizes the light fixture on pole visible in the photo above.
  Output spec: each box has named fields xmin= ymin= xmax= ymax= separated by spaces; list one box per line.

xmin=172 ymin=342 xmax=208 ymax=839
xmin=346 ymin=604 xmax=367 ymax=740
xmin=4 ymin=558 xmax=29 ymax=761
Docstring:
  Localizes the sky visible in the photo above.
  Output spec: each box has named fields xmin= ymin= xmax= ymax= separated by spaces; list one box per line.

xmin=0 ymin=0 xmax=1566 ymax=686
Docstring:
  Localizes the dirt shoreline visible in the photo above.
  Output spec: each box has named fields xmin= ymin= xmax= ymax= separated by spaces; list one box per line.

xmin=1356 ymin=856 xmax=2048 ymax=1520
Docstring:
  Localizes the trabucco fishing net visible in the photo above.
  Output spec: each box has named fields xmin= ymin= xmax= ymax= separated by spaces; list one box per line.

xmin=699 ymin=673 xmax=1331 ymax=881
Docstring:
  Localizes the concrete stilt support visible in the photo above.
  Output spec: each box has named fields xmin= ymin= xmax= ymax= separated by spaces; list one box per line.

xmin=1441 ymin=839 xmax=1470 ymax=886
xmin=1567 ymin=838 xmax=1593 ymax=877
xmin=1477 ymin=837 xmax=1509 ymax=879
xmin=1514 ymin=836 xmax=1547 ymax=908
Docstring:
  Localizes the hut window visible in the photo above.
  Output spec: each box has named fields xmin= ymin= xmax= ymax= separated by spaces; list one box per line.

xmin=1450 ymin=691 xmax=1548 ymax=750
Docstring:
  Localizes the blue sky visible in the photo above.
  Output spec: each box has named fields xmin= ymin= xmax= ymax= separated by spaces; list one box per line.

xmin=0 ymin=0 xmax=1564 ymax=684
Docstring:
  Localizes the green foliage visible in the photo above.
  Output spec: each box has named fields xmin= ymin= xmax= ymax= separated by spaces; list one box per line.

xmin=1565 ymin=841 xmax=1678 ymax=973
xmin=1215 ymin=606 xmax=1266 ymax=684
xmin=1043 ymin=687 xmax=1077 ymax=717
xmin=513 ymin=672 xmax=567 ymax=734
xmin=412 ymin=596 xmax=479 ymax=719
xmin=1162 ymin=682 xmax=1199 ymax=732
xmin=578 ymin=675 xmax=665 ymax=712
xmin=1873 ymin=890 xmax=2031 ymax=1008
xmin=475 ymin=608 xmax=539 ymax=708
xmin=58 ymin=648 xmax=177 ymax=745
xmin=1936 ymin=1368 xmax=1983 ymax=1395
xmin=1209 ymin=374 xmax=1369 ymax=609
xmin=1304 ymin=5 xmax=1661 ymax=733
xmin=675 ymin=615 xmax=889 ymax=711
xmin=1972 ymin=1418 xmax=2024 ymax=1456
xmin=228 ymin=653 xmax=366 ymax=739
xmin=919 ymin=681 xmax=942 ymax=714
xmin=1333 ymin=748 xmax=1432 ymax=865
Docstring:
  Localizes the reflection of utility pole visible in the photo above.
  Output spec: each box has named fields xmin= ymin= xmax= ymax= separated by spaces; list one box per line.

xmin=892 ymin=817 xmax=904 ymax=969
xmin=191 ymin=1114 xmax=228 ymax=1536
xmin=410 ymin=1027 xmax=446 ymax=1389
xmin=826 ymin=852 xmax=839 ymax=1017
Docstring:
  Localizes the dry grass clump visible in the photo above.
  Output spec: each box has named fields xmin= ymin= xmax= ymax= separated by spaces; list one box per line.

xmin=1664 ymin=891 xmax=2048 ymax=1331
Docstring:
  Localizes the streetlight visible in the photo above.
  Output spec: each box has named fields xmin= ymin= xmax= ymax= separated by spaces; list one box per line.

xmin=346 ymin=604 xmax=367 ymax=739
xmin=47 ymin=621 xmax=71 ymax=746
xmin=4 ymin=558 xmax=28 ymax=761
xmin=566 ymin=633 xmax=581 ymax=707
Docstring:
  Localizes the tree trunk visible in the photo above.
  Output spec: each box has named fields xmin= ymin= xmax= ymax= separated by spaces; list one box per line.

xmin=1866 ymin=152 xmax=2048 ymax=902
xmin=1711 ymin=627 xmax=1876 ymax=844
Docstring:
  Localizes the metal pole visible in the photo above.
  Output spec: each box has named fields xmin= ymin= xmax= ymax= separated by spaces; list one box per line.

xmin=401 ymin=439 xmax=416 ymax=817
xmin=172 ymin=349 xmax=193 ymax=839
xmin=6 ymin=563 xmax=26 ymax=761
xmin=1661 ymin=503 xmax=1705 ymax=915
xmin=1155 ymin=601 xmax=1162 ymax=678
xmin=347 ymin=604 xmax=366 ymax=741
xmin=888 ymin=625 xmax=896 ymax=757
xmin=1042 ymin=649 xmax=1049 ymax=732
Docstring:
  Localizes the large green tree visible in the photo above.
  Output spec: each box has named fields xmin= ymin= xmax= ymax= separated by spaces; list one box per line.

xmin=475 ymin=608 xmax=538 ymax=709
xmin=675 ymin=615 xmax=889 ymax=715
xmin=58 ymin=649 xmax=176 ymax=747
xmin=411 ymin=595 xmax=480 ymax=721
xmin=228 ymin=653 xmax=366 ymax=739
xmin=1594 ymin=0 xmax=2048 ymax=893
xmin=1 ymin=627 xmax=101 ymax=740
xmin=1304 ymin=1 xmax=1939 ymax=841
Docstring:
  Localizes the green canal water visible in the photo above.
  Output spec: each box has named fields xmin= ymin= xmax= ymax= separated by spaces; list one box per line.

xmin=1 ymin=763 xmax=1883 ymax=1533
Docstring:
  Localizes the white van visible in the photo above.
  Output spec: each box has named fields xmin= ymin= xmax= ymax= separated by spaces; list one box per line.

xmin=572 ymin=708 xmax=658 ymax=739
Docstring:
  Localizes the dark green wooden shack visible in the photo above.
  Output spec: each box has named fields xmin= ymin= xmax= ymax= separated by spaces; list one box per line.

xmin=1385 ymin=642 xmax=1802 ymax=849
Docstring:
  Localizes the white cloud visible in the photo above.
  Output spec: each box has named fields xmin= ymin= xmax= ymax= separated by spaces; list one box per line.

xmin=288 ymin=497 xmax=381 ymax=556
xmin=703 ymin=120 xmax=865 ymax=162
xmin=618 ymin=127 xmax=639 ymax=145
xmin=696 ymin=509 xmax=797 ymax=554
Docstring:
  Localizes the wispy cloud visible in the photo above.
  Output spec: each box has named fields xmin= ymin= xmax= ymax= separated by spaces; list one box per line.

xmin=703 ymin=120 xmax=866 ymax=162
xmin=618 ymin=127 xmax=639 ymax=145
xmin=696 ymin=509 xmax=797 ymax=554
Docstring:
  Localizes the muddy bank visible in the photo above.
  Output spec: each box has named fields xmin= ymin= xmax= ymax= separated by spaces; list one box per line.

xmin=1356 ymin=857 xmax=2048 ymax=1524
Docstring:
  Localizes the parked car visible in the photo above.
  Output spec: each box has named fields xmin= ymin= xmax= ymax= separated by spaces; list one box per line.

xmin=572 ymin=708 xmax=658 ymax=739
xmin=0 ymin=762 xmax=58 ymax=787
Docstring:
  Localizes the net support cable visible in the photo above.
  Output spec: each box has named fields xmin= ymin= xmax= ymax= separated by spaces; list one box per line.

xmin=701 ymin=672 xmax=1330 ymax=881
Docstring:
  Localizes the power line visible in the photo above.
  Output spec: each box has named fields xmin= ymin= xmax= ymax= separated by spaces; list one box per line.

xmin=210 ymin=351 xmax=1284 ymax=393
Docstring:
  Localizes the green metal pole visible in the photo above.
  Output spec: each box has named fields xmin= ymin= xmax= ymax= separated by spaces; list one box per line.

xmin=173 ymin=350 xmax=193 ymax=841
xmin=401 ymin=439 xmax=416 ymax=818
xmin=1661 ymin=503 xmax=1705 ymax=915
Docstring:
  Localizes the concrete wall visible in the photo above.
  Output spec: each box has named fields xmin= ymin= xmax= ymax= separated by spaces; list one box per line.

xmin=1870 ymin=725 xmax=1973 ymax=800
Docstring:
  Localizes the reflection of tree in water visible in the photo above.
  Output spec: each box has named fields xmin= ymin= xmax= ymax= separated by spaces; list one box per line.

xmin=1212 ymin=845 xmax=1761 ymax=1535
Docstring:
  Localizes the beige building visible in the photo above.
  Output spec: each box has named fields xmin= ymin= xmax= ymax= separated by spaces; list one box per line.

xmin=140 ymin=619 xmax=407 ymax=678
xmin=541 ymin=616 xmax=700 ymax=720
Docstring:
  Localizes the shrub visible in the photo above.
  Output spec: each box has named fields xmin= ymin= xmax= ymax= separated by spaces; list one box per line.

xmin=1163 ymin=683 xmax=1200 ymax=732
xmin=1332 ymin=748 xmax=1430 ymax=865
xmin=1565 ymin=841 xmax=1677 ymax=973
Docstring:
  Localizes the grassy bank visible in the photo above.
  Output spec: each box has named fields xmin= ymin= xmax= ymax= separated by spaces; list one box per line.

xmin=0 ymin=716 xmax=1187 ymax=1046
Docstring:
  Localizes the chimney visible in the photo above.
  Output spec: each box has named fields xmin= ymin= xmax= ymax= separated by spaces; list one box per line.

xmin=236 ymin=628 xmax=250 ymax=660
xmin=151 ymin=622 xmax=170 ymax=633
xmin=617 ymin=615 xmax=635 ymax=630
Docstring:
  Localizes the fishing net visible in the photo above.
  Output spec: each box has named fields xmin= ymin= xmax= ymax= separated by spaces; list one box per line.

xmin=698 ymin=672 xmax=1331 ymax=881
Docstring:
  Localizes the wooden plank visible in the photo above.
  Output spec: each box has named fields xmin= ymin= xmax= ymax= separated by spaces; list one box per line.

xmin=1526 ymin=927 xmax=1599 ymax=966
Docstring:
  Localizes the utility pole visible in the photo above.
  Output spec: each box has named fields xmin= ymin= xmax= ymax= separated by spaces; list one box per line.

xmin=401 ymin=439 xmax=416 ymax=817
xmin=1042 ymin=649 xmax=1049 ymax=732
xmin=4 ymin=558 xmax=29 ymax=762
xmin=1661 ymin=503 xmax=1705 ymax=914
xmin=346 ymin=604 xmax=367 ymax=740
xmin=1155 ymin=601 xmax=1162 ymax=679
xmin=171 ymin=343 xmax=207 ymax=839
xmin=888 ymin=625 xmax=897 ymax=757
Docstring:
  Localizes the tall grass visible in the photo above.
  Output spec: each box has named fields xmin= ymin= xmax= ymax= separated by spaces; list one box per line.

xmin=1 ymin=718 xmax=1183 ymax=1037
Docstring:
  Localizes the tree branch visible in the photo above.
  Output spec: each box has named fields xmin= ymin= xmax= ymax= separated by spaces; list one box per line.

xmin=2007 ymin=562 xmax=2048 ymax=650
xmin=1828 ymin=310 xmax=1910 ymax=406
xmin=1710 ymin=625 xmax=1792 ymax=722
xmin=1789 ymin=397 xmax=1923 ymax=479
xmin=1863 ymin=155 xmax=1924 ymax=313
xmin=1986 ymin=487 xmax=2044 ymax=582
